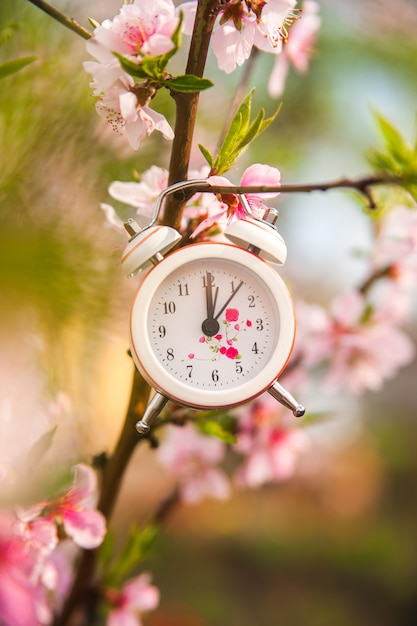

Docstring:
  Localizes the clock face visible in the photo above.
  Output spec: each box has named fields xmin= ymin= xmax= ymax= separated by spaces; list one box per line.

xmin=130 ymin=243 xmax=295 ymax=409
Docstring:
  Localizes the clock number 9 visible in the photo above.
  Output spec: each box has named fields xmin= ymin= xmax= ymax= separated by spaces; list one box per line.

xmin=158 ymin=325 xmax=166 ymax=338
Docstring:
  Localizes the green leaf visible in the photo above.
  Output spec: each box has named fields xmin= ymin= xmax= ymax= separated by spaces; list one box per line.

xmin=212 ymin=90 xmax=281 ymax=175
xmin=0 ymin=56 xmax=36 ymax=79
xmin=25 ymin=426 xmax=57 ymax=469
xmin=104 ymin=523 xmax=158 ymax=586
xmin=163 ymin=74 xmax=213 ymax=93
xmin=113 ymin=52 xmax=152 ymax=79
xmin=198 ymin=143 xmax=214 ymax=168
xmin=218 ymin=89 xmax=255 ymax=160
xmin=374 ymin=111 xmax=414 ymax=165
xmin=198 ymin=419 xmax=237 ymax=444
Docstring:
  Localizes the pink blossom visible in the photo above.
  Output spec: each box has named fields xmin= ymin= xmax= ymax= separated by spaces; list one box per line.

xmin=181 ymin=0 xmax=298 ymax=73
xmin=239 ymin=163 xmax=281 ymax=217
xmin=84 ymin=54 xmax=174 ymax=150
xmin=92 ymin=0 xmax=179 ymax=60
xmin=157 ymin=424 xmax=230 ymax=504
xmin=246 ymin=320 xmax=252 ymax=327
xmin=268 ymin=0 xmax=321 ymax=98
xmin=23 ymin=464 xmax=106 ymax=550
xmin=192 ymin=163 xmax=281 ymax=237
xmin=83 ymin=1 xmax=181 ymax=150
xmin=225 ymin=308 xmax=239 ymax=322
xmin=294 ymin=290 xmax=415 ymax=395
xmin=108 ymin=166 xmax=168 ymax=218
xmin=372 ymin=204 xmax=417 ymax=287
xmin=233 ymin=396 xmax=308 ymax=488
xmin=0 ymin=512 xmax=51 ymax=626
xmin=102 ymin=165 xmax=224 ymax=234
xmin=106 ymin=572 xmax=160 ymax=626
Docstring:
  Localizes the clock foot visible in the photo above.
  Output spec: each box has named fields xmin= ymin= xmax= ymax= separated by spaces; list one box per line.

xmin=136 ymin=391 xmax=169 ymax=434
xmin=268 ymin=380 xmax=305 ymax=418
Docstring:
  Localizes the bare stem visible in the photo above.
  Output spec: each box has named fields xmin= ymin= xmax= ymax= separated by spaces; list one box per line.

xmin=26 ymin=0 xmax=92 ymax=39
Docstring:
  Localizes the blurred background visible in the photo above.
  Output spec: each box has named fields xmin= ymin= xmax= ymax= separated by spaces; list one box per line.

xmin=1 ymin=0 xmax=417 ymax=624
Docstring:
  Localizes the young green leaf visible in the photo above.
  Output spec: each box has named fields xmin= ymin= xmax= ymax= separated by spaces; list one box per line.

xmin=113 ymin=52 xmax=153 ymax=79
xmin=197 ymin=419 xmax=237 ymax=444
xmin=374 ymin=111 xmax=414 ymax=166
xmin=212 ymin=89 xmax=281 ymax=175
xmin=164 ymin=74 xmax=214 ymax=93
xmin=104 ymin=523 xmax=158 ymax=586
xmin=198 ymin=143 xmax=214 ymax=168
xmin=0 ymin=56 xmax=36 ymax=79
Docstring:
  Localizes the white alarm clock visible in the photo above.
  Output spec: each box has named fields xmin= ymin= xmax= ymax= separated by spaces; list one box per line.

xmin=121 ymin=180 xmax=305 ymax=434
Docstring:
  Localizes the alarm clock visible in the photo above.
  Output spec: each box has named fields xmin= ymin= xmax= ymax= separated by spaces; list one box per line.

xmin=121 ymin=180 xmax=305 ymax=434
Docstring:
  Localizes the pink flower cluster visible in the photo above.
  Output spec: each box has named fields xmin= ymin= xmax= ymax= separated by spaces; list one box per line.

xmin=84 ymin=0 xmax=181 ymax=149
xmin=182 ymin=0 xmax=301 ymax=73
xmin=292 ymin=203 xmax=417 ymax=395
xmin=156 ymin=397 xmax=308 ymax=503
xmin=84 ymin=0 xmax=321 ymax=148
xmin=105 ymin=573 xmax=159 ymax=626
xmin=100 ymin=162 xmax=281 ymax=237
xmin=0 ymin=464 xmax=106 ymax=626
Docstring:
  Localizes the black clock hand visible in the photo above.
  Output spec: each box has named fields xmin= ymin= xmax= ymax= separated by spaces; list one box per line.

xmin=202 ymin=272 xmax=220 ymax=336
xmin=214 ymin=280 xmax=243 ymax=320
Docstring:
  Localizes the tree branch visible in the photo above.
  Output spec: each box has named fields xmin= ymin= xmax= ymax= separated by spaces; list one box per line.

xmin=26 ymin=0 xmax=92 ymax=39
xmin=170 ymin=173 xmax=405 ymax=209
xmin=163 ymin=0 xmax=222 ymax=230
xmin=54 ymin=368 xmax=152 ymax=626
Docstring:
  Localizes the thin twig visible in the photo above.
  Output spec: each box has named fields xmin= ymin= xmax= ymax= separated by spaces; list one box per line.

xmin=27 ymin=0 xmax=92 ymax=40
xmin=171 ymin=173 xmax=404 ymax=208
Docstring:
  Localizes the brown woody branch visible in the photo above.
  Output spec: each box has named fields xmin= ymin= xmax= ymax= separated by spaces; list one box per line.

xmin=163 ymin=0 xmax=223 ymax=230
xmin=170 ymin=173 xmax=405 ymax=209
xmin=53 ymin=369 xmax=152 ymax=626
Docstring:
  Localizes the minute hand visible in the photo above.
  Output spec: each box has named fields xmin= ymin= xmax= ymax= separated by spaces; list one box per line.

xmin=214 ymin=281 xmax=244 ymax=320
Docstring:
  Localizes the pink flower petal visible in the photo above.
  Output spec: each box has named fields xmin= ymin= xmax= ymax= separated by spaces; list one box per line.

xmin=62 ymin=509 xmax=106 ymax=549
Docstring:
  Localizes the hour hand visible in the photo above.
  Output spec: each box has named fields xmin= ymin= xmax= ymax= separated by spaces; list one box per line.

xmin=202 ymin=272 xmax=219 ymax=337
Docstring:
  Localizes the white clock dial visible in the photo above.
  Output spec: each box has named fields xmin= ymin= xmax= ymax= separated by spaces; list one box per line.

xmin=130 ymin=243 xmax=295 ymax=409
